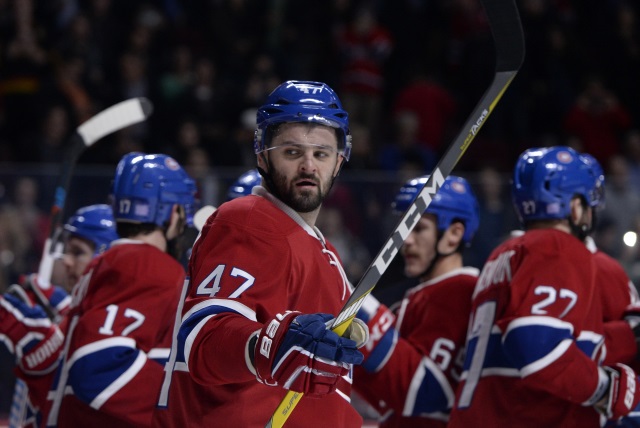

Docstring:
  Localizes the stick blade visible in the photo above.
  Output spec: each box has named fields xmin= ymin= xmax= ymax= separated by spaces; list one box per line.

xmin=77 ymin=97 xmax=154 ymax=147
xmin=193 ymin=205 xmax=217 ymax=232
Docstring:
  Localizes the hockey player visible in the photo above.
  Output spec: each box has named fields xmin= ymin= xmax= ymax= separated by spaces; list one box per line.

xmin=226 ymin=168 xmax=261 ymax=201
xmin=44 ymin=153 xmax=196 ymax=427
xmin=3 ymin=203 xmax=119 ymax=427
xmin=581 ymin=153 xmax=640 ymax=368
xmin=153 ymin=81 xmax=365 ymax=427
xmin=61 ymin=203 xmax=119 ymax=291
xmin=353 ymin=175 xmax=480 ymax=427
xmin=449 ymin=146 xmax=640 ymax=427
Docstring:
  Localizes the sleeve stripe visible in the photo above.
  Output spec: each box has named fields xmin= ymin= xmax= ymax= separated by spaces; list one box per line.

xmin=90 ymin=351 xmax=147 ymax=409
xmin=404 ymin=357 xmax=455 ymax=417
xmin=520 ymin=338 xmax=572 ymax=377
xmin=66 ymin=337 xmax=137 ymax=368
xmin=179 ymin=299 xmax=258 ymax=367
xmin=505 ymin=315 xmax=574 ymax=335
xmin=182 ymin=299 xmax=257 ymax=324
xmin=184 ymin=314 xmax=214 ymax=368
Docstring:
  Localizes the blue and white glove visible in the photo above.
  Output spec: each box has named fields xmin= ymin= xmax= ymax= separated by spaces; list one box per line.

xmin=0 ymin=294 xmax=64 ymax=374
xmin=251 ymin=311 xmax=364 ymax=396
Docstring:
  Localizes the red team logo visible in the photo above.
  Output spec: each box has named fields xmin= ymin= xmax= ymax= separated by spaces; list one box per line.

xmin=164 ymin=157 xmax=180 ymax=171
xmin=451 ymin=181 xmax=467 ymax=194
xmin=556 ymin=150 xmax=573 ymax=163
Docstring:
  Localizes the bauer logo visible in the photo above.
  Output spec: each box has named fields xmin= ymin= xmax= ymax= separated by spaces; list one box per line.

xmin=165 ymin=157 xmax=180 ymax=170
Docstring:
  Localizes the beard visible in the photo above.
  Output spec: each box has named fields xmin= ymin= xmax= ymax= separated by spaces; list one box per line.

xmin=268 ymin=167 xmax=330 ymax=213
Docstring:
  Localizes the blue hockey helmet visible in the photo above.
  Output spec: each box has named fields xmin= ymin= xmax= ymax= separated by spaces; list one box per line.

xmin=511 ymin=146 xmax=599 ymax=224
xmin=64 ymin=204 xmax=119 ymax=255
xmin=254 ymin=80 xmax=352 ymax=161
xmin=227 ymin=169 xmax=262 ymax=201
xmin=111 ymin=153 xmax=196 ymax=227
xmin=580 ymin=152 xmax=605 ymax=209
xmin=393 ymin=175 xmax=480 ymax=243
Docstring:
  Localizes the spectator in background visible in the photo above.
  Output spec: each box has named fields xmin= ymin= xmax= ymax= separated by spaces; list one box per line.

xmin=54 ymin=55 xmax=94 ymax=124
xmin=466 ymin=165 xmax=520 ymax=268
xmin=18 ymin=104 xmax=71 ymax=164
xmin=622 ymin=129 xmax=640 ymax=194
xmin=378 ymin=111 xmax=438 ymax=176
xmin=183 ymin=146 xmax=218 ymax=207
xmin=316 ymin=206 xmax=370 ymax=283
xmin=160 ymin=118 xmax=201 ymax=165
xmin=179 ymin=56 xmax=229 ymax=147
xmin=345 ymin=121 xmax=378 ymax=170
xmin=600 ymin=154 xmax=640 ymax=259
xmin=563 ymin=75 xmax=632 ymax=167
xmin=336 ymin=4 xmax=393 ymax=143
xmin=391 ymin=72 xmax=457 ymax=155
xmin=0 ymin=178 xmax=48 ymax=285
xmin=157 ymin=45 xmax=195 ymax=133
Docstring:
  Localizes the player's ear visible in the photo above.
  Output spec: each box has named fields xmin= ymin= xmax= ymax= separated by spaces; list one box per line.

xmin=569 ymin=197 xmax=591 ymax=228
xmin=166 ymin=204 xmax=186 ymax=240
xmin=450 ymin=222 xmax=465 ymax=243
xmin=333 ymin=156 xmax=345 ymax=177
xmin=441 ymin=222 xmax=464 ymax=253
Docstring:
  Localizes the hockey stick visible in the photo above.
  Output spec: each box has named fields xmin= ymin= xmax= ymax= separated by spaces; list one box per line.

xmin=193 ymin=205 xmax=217 ymax=232
xmin=265 ymin=0 xmax=525 ymax=426
xmin=33 ymin=97 xmax=153 ymax=321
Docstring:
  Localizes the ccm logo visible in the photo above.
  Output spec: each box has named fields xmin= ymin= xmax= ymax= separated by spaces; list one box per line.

xmin=260 ymin=313 xmax=286 ymax=358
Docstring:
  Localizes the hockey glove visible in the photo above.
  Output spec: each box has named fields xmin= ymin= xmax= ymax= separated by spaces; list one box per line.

xmin=8 ymin=273 xmax=70 ymax=319
xmin=0 ymin=294 xmax=64 ymax=374
xmin=594 ymin=363 xmax=640 ymax=420
xmin=357 ymin=294 xmax=397 ymax=372
xmin=252 ymin=311 xmax=363 ymax=396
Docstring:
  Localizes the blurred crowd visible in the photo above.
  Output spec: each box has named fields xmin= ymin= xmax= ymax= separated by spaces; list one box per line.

xmin=1 ymin=0 xmax=640 ymax=285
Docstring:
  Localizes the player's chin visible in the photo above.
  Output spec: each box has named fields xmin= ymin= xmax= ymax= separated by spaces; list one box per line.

xmin=403 ymin=261 xmax=424 ymax=278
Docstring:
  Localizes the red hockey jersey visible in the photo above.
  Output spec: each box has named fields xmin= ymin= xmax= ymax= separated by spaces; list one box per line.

xmin=587 ymin=238 xmax=640 ymax=366
xmin=354 ymin=267 xmax=478 ymax=427
xmin=46 ymin=240 xmax=185 ymax=427
xmin=449 ymin=229 xmax=608 ymax=427
xmin=153 ymin=189 xmax=362 ymax=427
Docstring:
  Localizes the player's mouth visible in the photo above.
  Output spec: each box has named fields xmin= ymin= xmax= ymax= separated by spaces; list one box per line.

xmin=295 ymin=178 xmax=318 ymax=190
